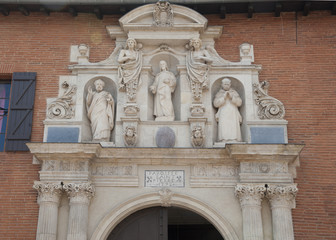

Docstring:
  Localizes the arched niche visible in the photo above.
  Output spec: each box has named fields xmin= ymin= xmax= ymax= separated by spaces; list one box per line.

xmin=211 ymin=77 xmax=246 ymax=143
xmin=90 ymin=192 xmax=239 ymax=240
xmin=82 ymin=76 xmax=118 ymax=142
xmin=148 ymin=53 xmax=181 ymax=121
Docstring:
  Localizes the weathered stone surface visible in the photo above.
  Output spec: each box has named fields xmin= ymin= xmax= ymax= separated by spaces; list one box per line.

xmin=155 ymin=127 xmax=176 ymax=148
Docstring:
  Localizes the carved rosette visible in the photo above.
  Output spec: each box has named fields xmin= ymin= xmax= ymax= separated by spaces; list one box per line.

xmin=124 ymin=125 xmax=137 ymax=147
xmin=63 ymin=182 xmax=95 ymax=205
xmin=47 ymin=81 xmax=77 ymax=119
xmin=253 ymin=81 xmax=285 ymax=119
xmin=153 ymin=1 xmax=173 ymax=27
xmin=235 ymin=184 xmax=266 ymax=207
xmin=266 ymin=184 xmax=298 ymax=209
xmin=33 ymin=181 xmax=63 ymax=204
xmin=159 ymin=188 xmax=173 ymax=207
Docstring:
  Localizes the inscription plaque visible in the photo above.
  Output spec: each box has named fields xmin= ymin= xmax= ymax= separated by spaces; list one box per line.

xmin=145 ymin=170 xmax=184 ymax=187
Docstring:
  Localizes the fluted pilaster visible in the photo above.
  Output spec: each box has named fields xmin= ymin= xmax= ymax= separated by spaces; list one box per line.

xmin=63 ymin=182 xmax=95 ymax=240
xmin=235 ymin=184 xmax=266 ymax=240
xmin=266 ymin=184 xmax=298 ymax=240
xmin=33 ymin=181 xmax=63 ymax=240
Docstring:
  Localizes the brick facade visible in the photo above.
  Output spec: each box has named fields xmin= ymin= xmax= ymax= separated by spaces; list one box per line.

xmin=0 ymin=10 xmax=335 ymax=239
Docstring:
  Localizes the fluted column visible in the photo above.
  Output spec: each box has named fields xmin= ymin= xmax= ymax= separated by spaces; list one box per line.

xmin=235 ymin=184 xmax=266 ymax=240
xmin=63 ymin=182 xmax=95 ymax=240
xmin=33 ymin=181 xmax=63 ymax=240
xmin=266 ymin=184 xmax=298 ymax=240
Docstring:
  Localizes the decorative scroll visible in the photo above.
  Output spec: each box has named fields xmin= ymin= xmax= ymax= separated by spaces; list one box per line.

xmin=63 ymin=182 xmax=95 ymax=204
xmin=235 ymin=184 xmax=266 ymax=206
xmin=47 ymin=81 xmax=77 ymax=119
xmin=33 ymin=181 xmax=63 ymax=203
xmin=253 ymin=81 xmax=285 ymax=119
xmin=153 ymin=1 xmax=173 ymax=27
xmin=266 ymin=184 xmax=298 ymax=208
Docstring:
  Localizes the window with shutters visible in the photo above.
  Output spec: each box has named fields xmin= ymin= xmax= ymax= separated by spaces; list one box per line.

xmin=0 ymin=72 xmax=36 ymax=152
xmin=0 ymin=80 xmax=11 ymax=151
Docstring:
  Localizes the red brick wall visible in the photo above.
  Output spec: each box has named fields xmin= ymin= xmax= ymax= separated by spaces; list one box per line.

xmin=0 ymin=10 xmax=335 ymax=239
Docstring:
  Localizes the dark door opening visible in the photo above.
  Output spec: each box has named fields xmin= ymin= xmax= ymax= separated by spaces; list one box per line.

xmin=107 ymin=207 xmax=224 ymax=240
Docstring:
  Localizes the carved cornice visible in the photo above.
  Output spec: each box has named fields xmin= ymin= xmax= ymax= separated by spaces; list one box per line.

xmin=266 ymin=184 xmax=298 ymax=209
xmin=235 ymin=184 xmax=266 ymax=207
xmin=63 ymin=182 xmax=95 ymax=205
xmin=33 ymin=181 xmax=63 ymax=204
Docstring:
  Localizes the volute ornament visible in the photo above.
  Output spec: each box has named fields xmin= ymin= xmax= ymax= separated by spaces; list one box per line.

xmin=63 ymin=182 xmax=95 ymax=204
xmin=153 ymin=0 xmax=173 ymax=27
xmin=33 ymin=181 xmax=63 ymax=203
xmin=47 ymin=81 xmax=77 ymax=119
xmin=253 ymin=81 xmax=285 ymax=119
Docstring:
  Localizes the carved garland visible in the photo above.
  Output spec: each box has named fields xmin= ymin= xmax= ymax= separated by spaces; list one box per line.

xmin=47 ymin=81 xmax=77 ymax=119
xmin=253 ymin=81 xmax=285 ymax=119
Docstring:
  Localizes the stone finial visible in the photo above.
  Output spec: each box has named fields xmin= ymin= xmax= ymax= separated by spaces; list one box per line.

xmin=239 ymin=43 xmax=254 ymax=64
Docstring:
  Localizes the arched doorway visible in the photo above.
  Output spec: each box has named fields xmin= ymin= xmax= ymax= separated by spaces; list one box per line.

xmin=107 ymin=207 xmax=224 ymax=240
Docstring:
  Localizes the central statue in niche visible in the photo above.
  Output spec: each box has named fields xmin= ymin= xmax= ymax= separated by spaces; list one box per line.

xmin=150 ymin=60 xmax=177 ymax=121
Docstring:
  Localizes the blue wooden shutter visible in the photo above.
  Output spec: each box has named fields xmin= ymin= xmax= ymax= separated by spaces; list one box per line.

xmin=5 ymin=72 xmax=36 ymax=151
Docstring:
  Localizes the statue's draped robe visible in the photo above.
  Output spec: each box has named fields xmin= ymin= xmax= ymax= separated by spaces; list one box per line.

xmin=87 ymin=91 xmax=114 ymax=141
xmin=213 ymin=88 xmax=242 ymax=142
xmin=118 ymin=50 xmax=142 ymax=88
xmin=186 ymin=50 xmax=210 ymax=88
xmin=152 ymin=70 xmax=176 ymax=119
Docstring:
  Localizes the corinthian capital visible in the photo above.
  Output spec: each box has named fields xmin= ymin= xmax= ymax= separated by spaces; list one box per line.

xmin=235 ymin=184 xmax=266 ymax=207
xmin=63 ymin=182 xmax=95 ymax=205
xmin=266 ymin=184 xmax=298 ymax=209
xmin=33 ymin=181 xmax=63 ymax=204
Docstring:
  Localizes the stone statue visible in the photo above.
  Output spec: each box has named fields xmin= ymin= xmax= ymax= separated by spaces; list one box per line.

xmin=86 ymin=79 xmax=114 ymax=142
xmin=186 ymin=37 xmax=213 ymax=101
xmin=118 ymin=38 xmax=142 ymax=102
xmin=150 ymin=60 xmax=176 ymax=121
xmin=213 ymin=78 xmax=242 ymax=143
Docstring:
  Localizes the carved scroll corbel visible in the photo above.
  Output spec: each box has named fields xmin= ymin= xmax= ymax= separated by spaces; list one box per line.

xmin=47 ymin=81 xmax=77 ymax=119
xmin=124 ymin=125 xmax=137 ymax=147
xmin=253 ymin=81 xmax=285 ymax=119
xmin=191 ymin=124 xmax=205 ymax=148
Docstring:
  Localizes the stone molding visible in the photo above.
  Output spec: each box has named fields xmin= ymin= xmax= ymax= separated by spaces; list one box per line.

xmin=159 ymin=188 xmax=173 ymax=207
xmin=235 ymin=184 xmax=266 ymax=207
xmin=63 ymin=182 xmax=95 ymax=205
xmin=33 ymin=181 xmax=63 ymax=204
xmin=266 ymin=184 xmax=298 ymax=209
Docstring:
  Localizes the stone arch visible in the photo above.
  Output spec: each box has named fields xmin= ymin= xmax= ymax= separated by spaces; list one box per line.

xmin=90 ymin=192 xmax=239 ymax=240
xmin=82 ymin=76 xmax=118 ymax=142
xmin=211 ymin=77 xmax=246 ymax=143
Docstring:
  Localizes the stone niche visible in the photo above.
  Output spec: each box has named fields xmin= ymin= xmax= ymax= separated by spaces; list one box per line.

xmin=43 ymin=2 xmax=288 ymax=148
